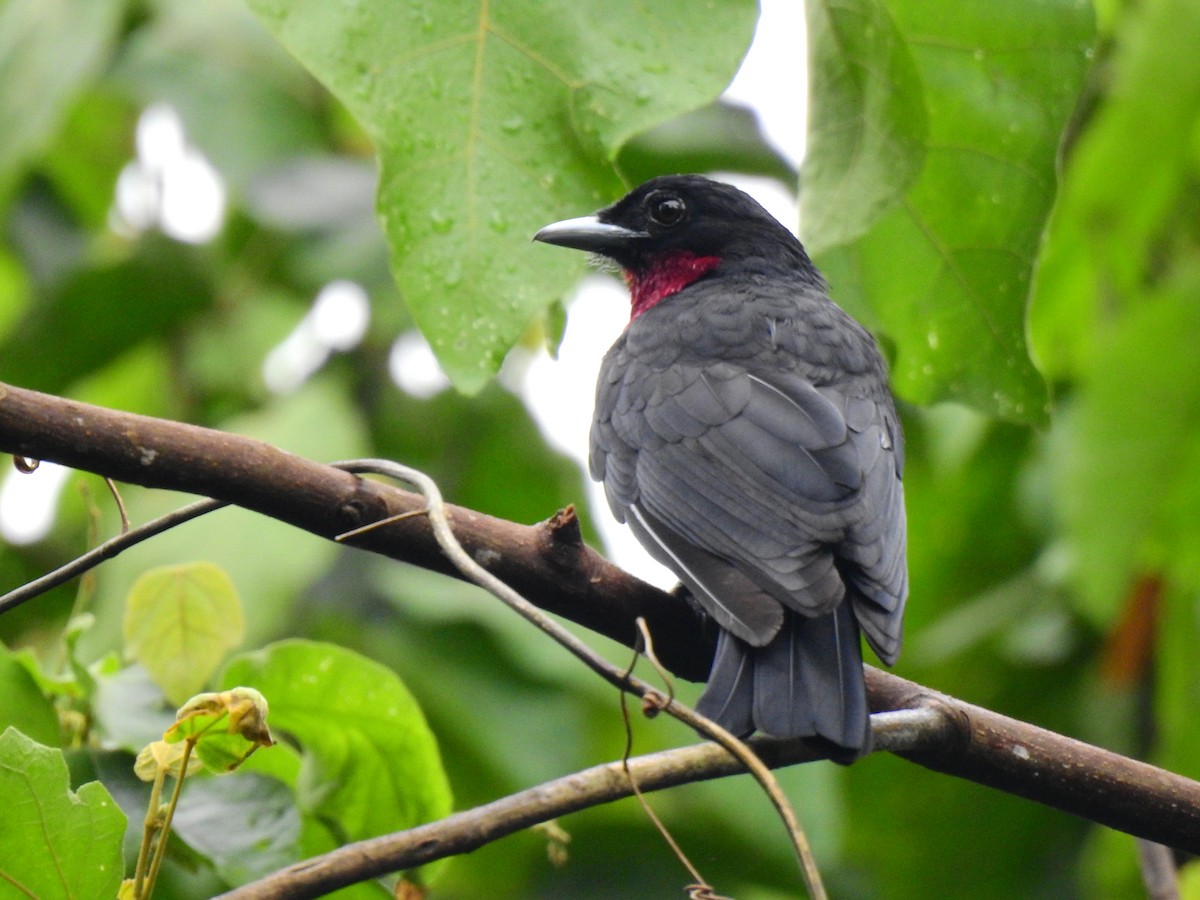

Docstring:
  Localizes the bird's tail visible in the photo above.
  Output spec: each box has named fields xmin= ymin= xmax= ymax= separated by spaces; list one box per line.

xmin=695 ymin=604 xmax=870 ymax=761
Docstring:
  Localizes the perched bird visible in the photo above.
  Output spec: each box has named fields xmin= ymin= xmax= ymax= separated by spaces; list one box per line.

xmin=534 ymin=175 xmax=906 ymax=759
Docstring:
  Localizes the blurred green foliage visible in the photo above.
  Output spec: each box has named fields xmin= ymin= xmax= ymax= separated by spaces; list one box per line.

xmin=0 ymin=0 xmax=1198 ymax=896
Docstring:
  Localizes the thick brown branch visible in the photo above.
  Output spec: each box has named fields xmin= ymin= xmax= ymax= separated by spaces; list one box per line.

xmin=3 ymin=381 xmax=1200 ymax=857
xmin=0 ymin=381 xmax=713 ymax=679
xmin=866 ymin=669 xmax=1200 ymax=853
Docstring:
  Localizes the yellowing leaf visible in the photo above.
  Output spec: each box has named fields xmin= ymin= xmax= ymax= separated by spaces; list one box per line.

xmin=123 ymin=562 xmax=245 ymax=705
xmin=134 ymin=739 xmax=202 ymax=781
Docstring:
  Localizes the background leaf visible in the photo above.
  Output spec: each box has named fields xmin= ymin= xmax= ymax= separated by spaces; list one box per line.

xmin=169 ymin=772 xmax=302 ymax=886
xmin=0 ymin=0 xmax=126 ymax=203
xmin=0 ymin=244 xmax=215 ymax=395
xmin=800 ymin=0 xmax=926 ymax=251
xmin=0 ymin=648 xmax=61 ymax=745
xmin=245 ymin=0 xmax=758 ymax=391
xmin=123 ymin=562 xmax=245 ymax=705
xmin=805 ymin=0 xmax=1094 ymax=421
xmin=1029 ymin=0 xmax=1200 ymax=381
xmin=220 ymin=639 xmax=452 ymax=844
xmin=0 ymin=727 xmax=126 ymax=900
xmin=1056 ymin=270 xmax=1200 ymax=621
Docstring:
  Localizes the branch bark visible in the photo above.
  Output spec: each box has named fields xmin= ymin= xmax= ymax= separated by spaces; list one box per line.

xmin=0 ymin=381 xmax=714 ymax=679
xmin=215 ymin=709 xmax=946 ymax=900
xmin=3 ymin=381 xmax=1200 ymax=861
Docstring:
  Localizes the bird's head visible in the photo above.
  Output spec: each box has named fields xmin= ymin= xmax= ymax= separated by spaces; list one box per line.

xmin=534 ymin=175 xmax=812 ymax=321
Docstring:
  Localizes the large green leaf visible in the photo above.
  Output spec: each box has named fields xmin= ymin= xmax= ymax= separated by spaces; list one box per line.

xmin=805 ymin=0 xmax=1094 ymax=421
xmin=1056 ymin=270 xmax=1200 ymax=621
xmin=0 ymin=0 xmax=126 ymax=204
xmin=1029 ymin=0 xmax=1200 ymax=382
xmin=0 ymin=728 xmax=126 ymax=900
xmin=800 ymin=0 xmax=926 ymax=252
xmin=220 ymin=639 xmax=452 ymax=843
xmin=170 ymin=772 xmax=301 ymax=885
xmin=246 ymin=0 xmax=757 ymax=392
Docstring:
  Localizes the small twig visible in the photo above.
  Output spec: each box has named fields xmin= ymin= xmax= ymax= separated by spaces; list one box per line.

xmin=145 ymin=740 xmax=195 ymax=896
xmin=334 ymin=459 xmax=826 ymax=899
xmin=634 ymin=617 xmax=675 ymax=711
xmin=1136 ymin=839 xmax=1179 ymax=900
xmin=619 ymin=631 xmax=715 ymax=895
xmin=334 ymin=508 xmax=428 ymax=543
xmin=133 ymin=766 xmax=168 ymax=898
xmin=104 ymin=477 xmax=132 ymax=533
xmin=0 ymin=498 xmax=225 ymax=614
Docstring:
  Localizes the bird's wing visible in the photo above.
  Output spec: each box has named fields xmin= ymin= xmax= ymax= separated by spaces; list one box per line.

xmin=837 ymin=396 xmax=907 ymax=664
xmin=593 ymin=359 xmax=905 ymax=655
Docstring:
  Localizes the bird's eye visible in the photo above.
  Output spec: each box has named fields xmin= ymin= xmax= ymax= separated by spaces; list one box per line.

xmin=646 ymin=193 xmax=686 ymax=226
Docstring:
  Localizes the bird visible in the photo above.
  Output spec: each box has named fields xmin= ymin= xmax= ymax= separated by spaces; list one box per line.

xmin=533 ymin=175 xmax=907 ymax=760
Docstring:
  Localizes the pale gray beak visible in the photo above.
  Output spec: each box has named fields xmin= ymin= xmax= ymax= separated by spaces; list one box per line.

xmin=532 ymin=215 xmax=648 ymax=251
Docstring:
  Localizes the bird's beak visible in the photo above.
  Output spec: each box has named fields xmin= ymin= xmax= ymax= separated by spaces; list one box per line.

xmin=532 ymin=215 xmax=648 ymax=251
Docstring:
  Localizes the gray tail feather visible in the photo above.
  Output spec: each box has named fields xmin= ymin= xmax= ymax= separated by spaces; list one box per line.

xmin=695 ymin=605 xmax=870 ymax=760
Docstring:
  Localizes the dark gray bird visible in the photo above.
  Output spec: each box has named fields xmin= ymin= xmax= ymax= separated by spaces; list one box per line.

xmin=534 ymin=175 xmax=906 ymax=759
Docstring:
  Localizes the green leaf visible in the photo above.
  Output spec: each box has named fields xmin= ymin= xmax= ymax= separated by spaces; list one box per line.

xmin=1182 ymin=860 xmax=1200 ymax=900
xmin=618 ymin=100 xmax=796 ymax=186
xmin=807 ymin=0 xmax=1094 ymax=421
xmin=0 ymin=0 xmax=126 ymax=203
xmin=1158 ymin=581 xmax=1200 ymax=781
xmin=1030 ymin=0 xmax=1200 ymax=381
xmin=109 ymin=0 xmax=327 ymax=191
xmin=123 ymin=562 xmax=245 ymax=706
xmin=246 ymin=0 xmax=757 ymax=391
xmin=169 ymin=772 xmax=302 ymax=886
xmin=0 ymin=727 xmax=126 ymax=900
xmin=92 ymin=664 xmax=176 ymax=752
xmin=0 ymin=246 xmax=28 ymax=338
xmin=800 ymin=0 xmax=927 ymax=252
xmin=1057 ymin=270 xmax=1200 ymax=620
xmin=133 ymin=738 xmax=203 ymax=781
xmin=0 ymin=648 xmax=61 ymax=746
xmin=0 ymin=243 xmax=216 ymax=395
xmin=220 ymin=639 xmax=452 ymax=842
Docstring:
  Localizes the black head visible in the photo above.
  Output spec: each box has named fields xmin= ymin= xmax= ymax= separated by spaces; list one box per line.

xmin=534 ymin=175 xmax=810 ymax=275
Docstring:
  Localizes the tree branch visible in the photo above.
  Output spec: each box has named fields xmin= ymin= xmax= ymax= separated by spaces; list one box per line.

xmin=214 ymin=709 xmax=945 ymax=900
xmin=3 ymin=381 xmax=1200 ymax=858
xmin=220 ymin=691 xmax=1200 ymax=898
xmin=0 ymin=381 xmax=714 ymax=679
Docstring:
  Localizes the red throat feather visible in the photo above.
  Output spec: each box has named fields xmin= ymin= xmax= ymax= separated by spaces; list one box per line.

xmin=626 ymin=252 xmax=721 ymax=321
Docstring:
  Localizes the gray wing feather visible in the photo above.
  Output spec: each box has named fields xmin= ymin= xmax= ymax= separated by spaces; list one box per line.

xmin=627 ymin=504 xmax=784 ymax=646
xmin=592 ymin=352 xmax=906 ymax=663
